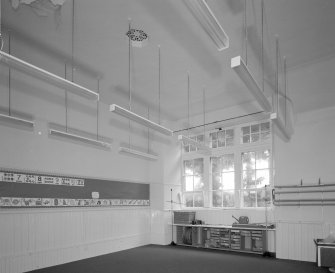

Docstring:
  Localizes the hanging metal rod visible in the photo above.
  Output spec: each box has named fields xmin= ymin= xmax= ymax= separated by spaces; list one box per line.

xmin=173 ymin=111 xmax=264 ymax=133
xmin=275 ymin=189 xmax=335 ymax=194
xmin=274 ymin=198 xmax=335 ymax=203
xmin=274 ymin=202 xmax=335 ymax=207
xmin=275 ymin=183 xmax=335 ymax=189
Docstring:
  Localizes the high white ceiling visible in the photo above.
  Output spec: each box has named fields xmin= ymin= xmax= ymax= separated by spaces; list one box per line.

xmin=2 ymin=0 xmax=335 ymax=127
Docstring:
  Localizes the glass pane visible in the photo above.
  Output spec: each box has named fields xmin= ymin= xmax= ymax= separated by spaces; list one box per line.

xmin=242 ymin=135 xmax=250 ymax=144
xmin=256 ymin=169 xmax=270 ymax=188
xmin=222 ymin=172 xmax=234 ymax=189
xmin=212 ymin=191 xmax=222 ymax=207
xmin=242 ymin=170 xmax=256 ymax=189
xmin=256 ymin=150 xmax=270 ymax=169
xmin=193 ymin=158 xmax=204 ymax=175
xmin=194 ymin=176 xmax=204 ymax=190
xmin=251 ymin=124 xmax=260 ymax=133
xmin=190 ymin=145 xmax=196 ymax=152
xmin=212 ymin=175 xmax=221 ymax=190
xmin=226 ymin=129 xmax=234 ymax=138
xmin=226 ymin=137 xmax=234 ymax=146
xmin=242 ymin=126 xmax=250 ymax=135
xmin=218 ymin=139 xmax=225 ymax=147
xmin=222 ymin=190 xmax=235 ymax=207
xmin=256 ymin=189 xmax=271 ymax=207
xmin=242 ymin=152 xmax=255 ymax=170
xmin=184 ymin=176 xmax=194 ymax=191
xmin=211 ymin=132 xmax=217 ymax=140
xmin=212 ymin=141 xmax=217 ymax=148
xmin=261 ymin=131 xmax=270 ymax=141
xmin=197 ymin=135 xmax=204 ymax=143
xmin=222 ymin=154 xmax=234 ymax=171
xmin=243 ymin=190 xmax=256 ymax=207
xmin=194 ymin=192 xmax=204 ymax=207
xmin=184 ymin=160 xmax=193 ymax=175
xmin=211 ymin=157 xmax=220 ymax=173
xmin=217 ymin=131 xmax=225 ymax=139
xmin=250 ymin=133 xmax=260 ymax=143
xmin=184 ymin=145 xmax=190 ymax=153
xmin=184 ymin=193 xmax=193 ymax=207
xmin=261 ymin=122 xmax=270 ymax=132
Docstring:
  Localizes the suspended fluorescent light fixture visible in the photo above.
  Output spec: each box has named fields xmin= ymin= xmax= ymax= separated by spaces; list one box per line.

xmin=271 ymin=112 xmax=290 ymax=142
xmin=119 ymin=146 xmax=158 ymax=161
xmin=231 ymin=56 xmax=272 ymax=112
xmin=110 ymin=104 xmax=173 ymax=136
xmin=0 ymin=50 xmax=99 ymax=101
xmin=183 ymin=0 xmax=229 ymax=51
xmin=0 ymin=113 xmax=34 ymax=128
xmin=49 ymin=129 xmax=111 ymax=148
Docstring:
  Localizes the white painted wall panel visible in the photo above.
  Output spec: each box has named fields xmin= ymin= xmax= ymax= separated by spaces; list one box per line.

xmin=0 ymin=208 xmax=151 ymax=273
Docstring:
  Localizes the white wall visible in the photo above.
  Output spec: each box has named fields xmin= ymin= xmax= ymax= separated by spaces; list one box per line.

xmin=273 ymin=106 xmax=335 ymax=261
xmin=0 ymin=17 xmax=170 ymax=273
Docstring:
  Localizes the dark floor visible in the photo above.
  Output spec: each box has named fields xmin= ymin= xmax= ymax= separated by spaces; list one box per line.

xmin=28 ymin=244 xmax=329 ymax=273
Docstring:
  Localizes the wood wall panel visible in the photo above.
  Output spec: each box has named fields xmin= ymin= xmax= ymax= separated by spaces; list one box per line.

xmin=0 ymin=207 xmax=151 ymax=273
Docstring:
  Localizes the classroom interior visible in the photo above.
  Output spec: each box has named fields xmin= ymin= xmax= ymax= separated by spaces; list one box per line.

xmin=0 ymin=0 xmax=335 ymax=272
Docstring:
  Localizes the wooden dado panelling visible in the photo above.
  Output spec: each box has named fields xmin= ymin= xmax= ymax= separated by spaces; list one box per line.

xmin=0 ymin=207 xmax=151 ymax=273
xmin=276 ymin=221 xmax=335 ymax=262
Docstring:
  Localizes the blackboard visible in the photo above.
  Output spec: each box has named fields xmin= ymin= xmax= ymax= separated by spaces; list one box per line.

xmin=0 ymin=169 xmax=150 ymax=207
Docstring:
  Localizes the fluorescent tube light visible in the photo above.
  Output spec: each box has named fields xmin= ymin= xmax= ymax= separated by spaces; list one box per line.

xmin=0 ymin=50 xmax=99 ymax=101
xmin=49 ymin=129 xmax=111 ymax=148
xmin=110 ymin=104 xmax=173 ymax=136
xmin=178 ymin=134 xmax=211 ymax=154
xmin=183 ymin=0 xmax=229 ymax=51
xmin=231 ymin=56 xmax=272 ymax=112
xmin=270 ymin=113 xmax=291 ymax=141
xmin=0 ymin=113 xmax=34 ymax=128
xmin=119 ymin=146 xmax=158 ymax=160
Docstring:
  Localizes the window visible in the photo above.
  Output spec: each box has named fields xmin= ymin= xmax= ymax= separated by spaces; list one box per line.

xmin=180 ymin=120 xmax=272 ymax=209
xmin=183 ymin=134 xmax=204 ymax=152
xmin=210 ymin=129 xmax=234 ymax=148
xmin=241 ymin=122 xmax=270 ymax=144
xmin=211 ymin=154 xmax=235 ymax=207
xmin=241 ymin=150 xmax=271 ymax=207
xmin=183 ymin=158 xmax=204 ymax=207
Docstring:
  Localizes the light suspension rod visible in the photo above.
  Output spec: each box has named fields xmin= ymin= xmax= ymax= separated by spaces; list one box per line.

xmin=0 ymin=113 xmax=34 ymax=128
xmin=183 ymin=0 xmax=229 ymax=51
xmin=110 ymin=104 xmax=173 ymax=136
xmin=231 ymin=56 xmax=272 ymax=112
xmin=119 ymin=146 xmax=158 ymax=161
xmin=0 ymin=50 xmax=99 ymax=101
xmin=49 ymin=128 xmax=111 ymax=148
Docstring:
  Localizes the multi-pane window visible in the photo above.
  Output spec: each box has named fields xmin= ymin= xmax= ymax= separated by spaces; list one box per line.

xmin=241 ymin=150 xmax=271 ymax=207
xmin=210 ymin=129 xmax=234 ymax=148
xmin=183 ymin=134 xmax=204 ymax=152
xmin=241 ymin=122 xmax=270 ymax=144
xmin=183 ymin=158 xmax=204 ymax=207
xmin=211 ymin=154 xmax=235 ymax=207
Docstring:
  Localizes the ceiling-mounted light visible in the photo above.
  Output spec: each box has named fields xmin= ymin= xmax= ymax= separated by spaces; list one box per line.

xmin=0 ymin=50 xmax=99 ymax=101
xmin=183 ymin=0 xmax=229 ymax=51
xmin=270 ymin=113 xmax=290 ymax=141
xmin=110 ymin=104 xmax=173 ymax=136
xmin=178 ymin=135 xmax=211 ymax=154
xmin=119 ymin=146 xmax=158 ymax=161
xmin=126 ymin=29 xmax=149 ymax=48
xmin=231 ymin=56 xmax=272 ymax=112
xmin=49 ymin=128 xmax=111 ymax=148
xmin=0 ymin=113 xmax=34 ymax=128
